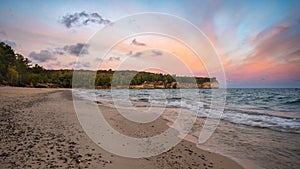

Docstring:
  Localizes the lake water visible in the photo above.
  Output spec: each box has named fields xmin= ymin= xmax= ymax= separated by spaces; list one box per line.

xmin=76 ymin=88 xmax=300 ymax=133
xmin=74 ymin=88 xmax=300 ymax=168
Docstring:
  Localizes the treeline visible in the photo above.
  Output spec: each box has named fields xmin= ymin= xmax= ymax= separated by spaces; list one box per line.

xmin=0 ymin=42 xmax=72 ymax=88
xmin=0 ymin=42 xmax=217 ymax=88
xmin=95 ymin=70 xmax=216 ymax=87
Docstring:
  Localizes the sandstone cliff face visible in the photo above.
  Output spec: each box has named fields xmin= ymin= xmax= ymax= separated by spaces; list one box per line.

xmin=198 ymin=82 xmax=219 ymax=89
xmin=110 ymin=80 xmax=219 ymax=89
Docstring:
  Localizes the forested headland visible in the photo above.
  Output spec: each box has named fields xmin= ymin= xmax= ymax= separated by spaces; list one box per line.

xmin=0 ymin=42 xmax=219 ymax=89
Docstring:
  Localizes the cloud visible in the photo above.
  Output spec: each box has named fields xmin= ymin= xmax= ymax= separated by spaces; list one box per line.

xmin=48 ymin=61 xmax=62 ymax=68
xmin=63 ymin=43 xmax=89 ymax=56
xmin=29 ymin=50 xmax=57 ymax=62
xmin=77 ymin=62 xmax=91 ymax=68
xmin=28 ymin=42 xmax=89 ymax=64
xmin=1 ymin=39 xmax=16 ymax=48
xmin=94 ymin=57 xmax=103 ymax=62
xmin=228 ymin=20 xmax=300 ymax=84
xmin=285 ymin=49 xmax=300 ymax=63
xmin=53 ymin=61 xmax=62 ymax=66
xmin=68 ymin=61 xmax=91 ymax=69
xmin=61 ymin=11 xmax=110 ymax=28
xmin=67 ymin=61 xmax=77 ymax=66
xmin=127 ymin=51 xmax=133 ymax=55
xmin=130 ymin=50 xmax=162 ymax=58
xmin=108 ymin=56 xmax=120 ymax=61
xmin=129 ymin=50 xmax=163 ymax=58
xmin=250 ymin=22 xmax=300 ymax=61
xmin=0 ymin=30 xmax=6 ymax=36
xmin=251 ymin=24 xmax=290 ymax=47
xmin=151 ymin=50 xmax=162 ymax=56
xmin=131 ymin=39 xmax=146 ymax=46
xmin=53 ymin=48 xmax=65 ymax=55
xmin=131 ymin=52 xmax=143 ymax=57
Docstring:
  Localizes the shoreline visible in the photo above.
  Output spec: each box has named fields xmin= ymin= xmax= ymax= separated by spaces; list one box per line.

xmin=88 ymin=88 xmax=299 ymax=169
xmin=95 ymin=102 xmax=259 ymax=169
xmin=0 ymin=86 xmax=243 ymax=168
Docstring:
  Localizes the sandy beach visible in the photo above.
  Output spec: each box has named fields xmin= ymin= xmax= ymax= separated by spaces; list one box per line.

xmin=0 ymin=87 xmax=244 ymax=169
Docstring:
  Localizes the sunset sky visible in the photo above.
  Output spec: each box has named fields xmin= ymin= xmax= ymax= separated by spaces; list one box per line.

xmin=0 ymin=0 xmax=299 ymax=88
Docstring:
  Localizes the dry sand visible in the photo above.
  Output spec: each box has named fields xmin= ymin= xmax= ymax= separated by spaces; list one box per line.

xmin=0 ymin=87 xmax=244 ymax=169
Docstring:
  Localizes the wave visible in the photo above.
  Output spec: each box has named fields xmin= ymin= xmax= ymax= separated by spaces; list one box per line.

xmin=74 ymin=89 xmax=300 ymax=134
xmin=221 ymin=111 xmax=300 ymax=134
xmin=284 ymin=99 xmax=300 ymax=105
xmin=138 ymin=98 xmax=149 ymax=102
xmin=167 ymin=97 xmax=182 ymax=101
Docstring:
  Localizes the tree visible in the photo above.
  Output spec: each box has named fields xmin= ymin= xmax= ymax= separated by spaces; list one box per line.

xmin=0 ymin=42 xmax=16 ymax=83
xmin=7 ymin=66 xmax=19 ymax=85
xmin=16 ymin=54 xmax=31 ymax=85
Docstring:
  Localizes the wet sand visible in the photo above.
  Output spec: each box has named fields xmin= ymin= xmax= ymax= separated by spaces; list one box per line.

xmin=0 ymin=87 xmax=243 ymax=169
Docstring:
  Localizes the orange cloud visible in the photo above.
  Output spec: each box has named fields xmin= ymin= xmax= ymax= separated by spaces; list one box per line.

xmin=227 ymin=20 xmax=300 ymax=85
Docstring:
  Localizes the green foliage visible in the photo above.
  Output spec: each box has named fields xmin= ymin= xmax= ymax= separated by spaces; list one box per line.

xmin=0 ymin=42 xmax=16 ymax=83
xmin=0 ymin=42 xmax=73 ymax=87
xmin=7 ymin=66 xmax=19 ymax=85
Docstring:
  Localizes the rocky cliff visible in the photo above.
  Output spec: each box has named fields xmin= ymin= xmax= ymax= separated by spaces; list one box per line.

xmin=110 ymin=80 xmax=219 ymax=89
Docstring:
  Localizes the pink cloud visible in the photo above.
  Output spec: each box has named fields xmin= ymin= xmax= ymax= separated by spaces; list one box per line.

xmin=227 ymin=20 xmax=300 ymax=85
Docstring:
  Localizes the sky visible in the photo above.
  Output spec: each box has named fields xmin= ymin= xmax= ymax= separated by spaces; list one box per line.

xmin=0 ymin=0 xmax=299 ymax=88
